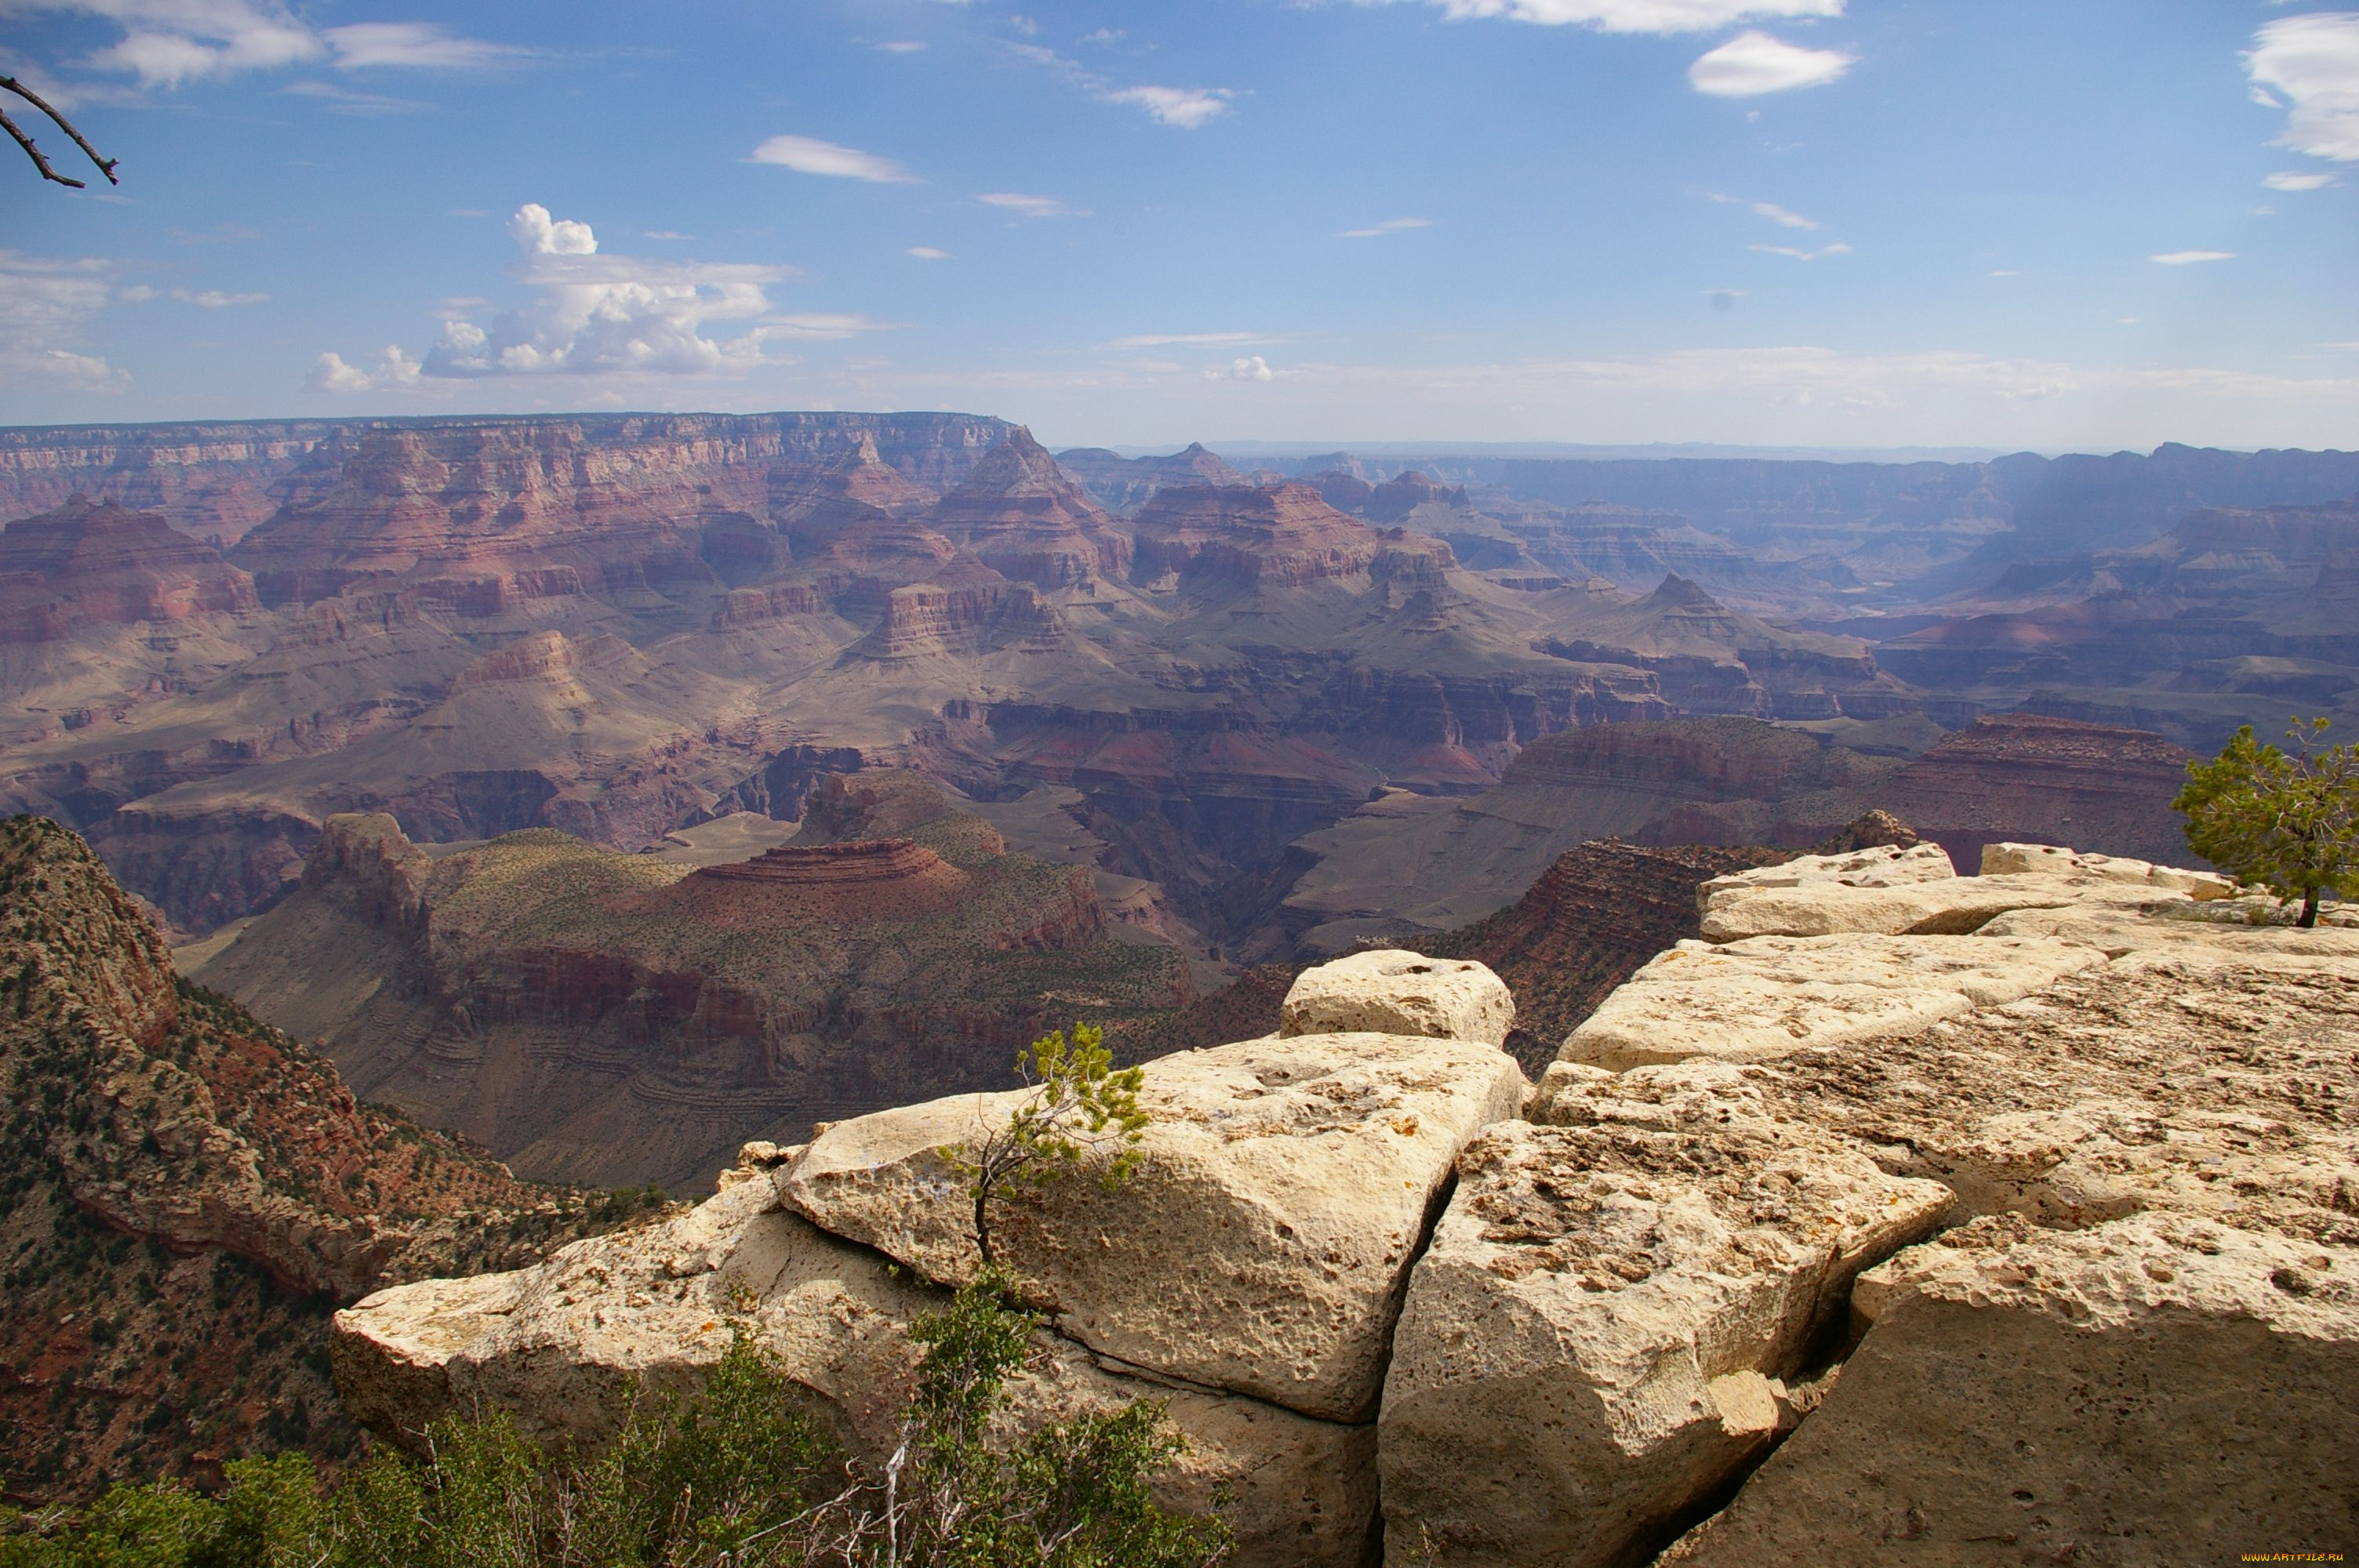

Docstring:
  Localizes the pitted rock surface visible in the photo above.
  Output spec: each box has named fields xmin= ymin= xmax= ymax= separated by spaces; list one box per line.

xmin=1378 ymin=1109 xmax=1948 ymax=1567
xmin=1546 ymin=933 xmax=2106 ymax=1078
xmin=782 ymin=1027 xmax=1528 ymax=1421
xmin=1277 ymin=949 xmax=1515 ymax=1046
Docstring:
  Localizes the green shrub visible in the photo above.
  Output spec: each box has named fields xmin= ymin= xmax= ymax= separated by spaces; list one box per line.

xmin=2 ymin=1283 xmax=1231 ymax=1568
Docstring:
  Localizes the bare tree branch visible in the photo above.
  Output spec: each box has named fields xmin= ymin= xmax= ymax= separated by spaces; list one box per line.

xmin=2 ymin=75 xmax=119 ymax=189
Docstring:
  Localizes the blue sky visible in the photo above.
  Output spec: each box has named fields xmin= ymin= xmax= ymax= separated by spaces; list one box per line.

xmin=2 ymin=0 xmax=2354 ymax=449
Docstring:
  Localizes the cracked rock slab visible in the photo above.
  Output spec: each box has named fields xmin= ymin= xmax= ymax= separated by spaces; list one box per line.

xmin=1278 ymin=949 xmax=1515 ymax=1047
xmin=1377 ymin=1105 xmax=1950 ymax=1568
xmin=1546 ymin=934 xmax=2105 ymax=1080
xmin=1660 ymin=1212 xmax=2359 ymax=1565
xmin=333 ymin=1174 xmax=1376 ymax=1568
xmin=781 ymin=1029 xmax=1527 ymax=1421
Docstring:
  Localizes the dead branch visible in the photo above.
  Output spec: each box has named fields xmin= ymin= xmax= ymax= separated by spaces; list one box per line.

xmin=2 ymin=75 xmax=119 ymax=189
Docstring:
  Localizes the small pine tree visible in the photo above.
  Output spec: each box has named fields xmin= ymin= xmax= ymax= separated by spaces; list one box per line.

xmin=2174 ymin=717 xmax=2359 ymax=928
xmin=949 ymin=1022 xmax=1150 ymax=1268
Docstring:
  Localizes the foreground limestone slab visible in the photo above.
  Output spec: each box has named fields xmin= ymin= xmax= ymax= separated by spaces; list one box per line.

xmin=1696 ymin=842 xmax=1957 ymax=901
xmin=1547 ymin=934 xmax=2104 ymax=1079
xmin=1980 ymin=840 xmax=2236 ymax=898
xmin=1660 ymin=1213 xmax=2359 ymax=1565
xmin=1278 ymin=949 xmax=1514 ymax=1046
xmin=1379 ymin=1100 xmax=1950 ymax=1568
xmin=333 ymin=1171 xmax=1377 ymax=1568
xmin=782 ymin=1029 xmax=1528 ymax=1421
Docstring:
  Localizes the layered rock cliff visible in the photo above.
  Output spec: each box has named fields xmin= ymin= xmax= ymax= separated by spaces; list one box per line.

xmin=192 ymin=779 xmax=1185 ymax=1192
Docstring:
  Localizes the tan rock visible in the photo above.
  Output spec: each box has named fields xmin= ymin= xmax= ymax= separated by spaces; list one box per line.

xmin=333 ymin=1174 xmax=1377 ymax=1568
xmin=1278 ymin=949 xmax=1515 ymax=1046
xmin=1979 ymin=839 xmax=2237 ymax=898
xmin=1661 ymin=1213 xmax=2359 ymax=1564
xmin=1548 ymin=935 xmax=2104 ymax=1078
xmin=781 ymin=1030 xmax=1528 ymax=1421
xmin=1696 ymin=841 xmax=1957 ymax=903
xmin=1377 ymin=1108 xmax=1950 ymax=1567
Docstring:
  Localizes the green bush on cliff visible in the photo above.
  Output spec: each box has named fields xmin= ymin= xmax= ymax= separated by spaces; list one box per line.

xmin=0 ymin=1280 xmax=1230 ymax=1568
xmin=2175 ymin=717 xmax=2359 ymax=928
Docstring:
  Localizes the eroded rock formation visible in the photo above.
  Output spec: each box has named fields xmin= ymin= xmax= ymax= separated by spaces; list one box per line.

xmin=335 ymin=840 xmax=2357 ymax=1564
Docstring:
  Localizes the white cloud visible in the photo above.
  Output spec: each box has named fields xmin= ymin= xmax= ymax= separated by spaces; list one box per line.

xmin=1101 ymin=83 xmax=1234 ymax=127
xmin=906 ymin=245 xmax=950 ymax=260
xmin=1989 ymin=269 xmax=2020 ymax=278
xmin=875 ymin=40 xmax=926 ymax=53
xmin=1006 ymin=42 xmax=1235 ymax=128
xmin=2263 ymin=169 xmax=2336 ymax=191
xmin=748 ymin=133 xmax=919 ymax=183
xmin=1080 ymin=27 xmax=1124 ymax=44
xmin=323 ymin=22 xmax=522 ymax=71
xmin=2246 ymin=13 xmax=2359 ymax=162
xmin=0 ymin=249 xmax=128 ymax=390
xmin=1212 ymin=355 xmax=1274 ymax=382
xmin=312 ymin=204 xmax=790 ymax=388
xmin=1109 ymin=331 xmax=1269 ymax=347
xmin=1337 ymin=216 xmax=1431 ymax=238
xmin=1688 ymin=31 xmax=1856 ymax=96
xmin=2151 ymin=250 xmax=2235 ymax=265
xmin=279 ymin=80 xmax=422 ymax=114
xmin=1750 ymin=200 xmax=1818 ymax=230
xmin=977 ymin=191 xmax=1073 ymax=218
xmin=307 ymin=345 xmax=420 ymax=393
xmin=1751 ymin=241 xmax=1852 ymax=260
xmin=13 ymin=1 xmax=518 ymax=89
xmin=1401 ymin=0 xmax=1844 ymax=34
xmin=169 ymin=287 xmax=266 ymax=307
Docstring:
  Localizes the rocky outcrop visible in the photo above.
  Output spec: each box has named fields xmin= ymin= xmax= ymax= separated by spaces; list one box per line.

xmin=1054 ymin=441 xmax=1249 ymax=514
xmin=924 ymin=427 xmax=1132 ymax=588
xmin=0 ymin=495 xmax=259 ymax=641
xmin=1130 ymin=482 xmax=1383 ymax=587
xmin=0 ymin=816 xmax=616 ymax=1500
xmin=333 ymin=869 xmax=2358 ymax=1562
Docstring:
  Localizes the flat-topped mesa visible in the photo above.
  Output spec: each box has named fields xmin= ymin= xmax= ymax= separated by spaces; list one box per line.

xmin=1361 ymin=470 xmax=1468 ymax=523
xmin=924 ymin=426 xmax=1132 ymax=587
xmin=671 ymin=837 xmax=969 ymax=917
xmin=0 ymin=495 xmax=259 ymax=641
xmin=1874 ymin=711 xmax=2198 ymax=868
xmin=1130 ymin=481 xmax=1383 ymax=587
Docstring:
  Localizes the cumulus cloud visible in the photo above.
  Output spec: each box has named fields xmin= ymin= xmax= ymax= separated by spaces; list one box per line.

xmin=2151 ymin=250 xmax=2235 ymax=265
xmin=311 ymin=204 xmax=790 ymax=390
xmin=0 ymin=249 xmax=129 ymax=390
xmin=2263 ymin=170 xmax=2335 ymax=191
xmin=1006 ymin=42 xmax=1235 ymax=127
xmin=977 ymin=191 xmax=1074 ymax=218
xmin=307 ymin=345 xmax=421 ymax=393
xmin=1337 ymin=216 xmax=1431 ymax=238
xmin=2246 ymin=13 xmax=2359 ymax=162
xmin=1688 ymin=31 xmax=1856 ymax=96
xmin=748 ymin=134 xmax=919 ymax=183
xmin=11 ymin=1 xmax=520 ymax=89
xmin=1212 ymin=355 xmax=1274 ymax=382
xmin=1397 ymin=0 xmax=1842 ymax=32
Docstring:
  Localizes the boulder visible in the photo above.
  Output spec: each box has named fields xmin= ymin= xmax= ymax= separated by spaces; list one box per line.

xmin=781 ymin=1029 xmax=1528 ymax=1421
xmin=1278 ymin=949 xmax=1514 ymax=1047
xmin=1696 ymin=877 xmax=2074 ymax=942
xmin=1542 ymin=934 xmax=2105 ymax=1081
xmin=1661 ymin=1213 xmax=2359 ymax=1564
xmin=1979 ymin=840 xmax=2237 ymax=898
xmin=1377 ymin=1100 xmax=1950 ymax=1567
xmin=333 ymin=1172 xmax=1379 ymax=1568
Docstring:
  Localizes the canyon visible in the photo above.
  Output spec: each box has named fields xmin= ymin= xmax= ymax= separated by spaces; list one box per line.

xmin=2 ymin=409 xmax=2354 ymax=1219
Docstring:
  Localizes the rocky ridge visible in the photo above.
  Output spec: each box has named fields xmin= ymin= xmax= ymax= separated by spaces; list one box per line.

xmin=332 ymin=837 xmax=2358 ymax=1563
xmin=0 ymin=816 xmax=635 ymax=1501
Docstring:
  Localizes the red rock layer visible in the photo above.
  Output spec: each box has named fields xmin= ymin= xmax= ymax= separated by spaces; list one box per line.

xmin=1130 ymin=481 xmax=1383 ymax=586
xmin=663 ymin=837 xmax=972 ymax=923
xmin=1362 ymin=470 xmax=1468 ymax=522
xmin=0 ymin=495 xmax=258 ymax=641
xmin=1879 ymin=712 xmax=2198 ymax=868
xmin=924 ymin=426 xmax=1133 ymax=588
